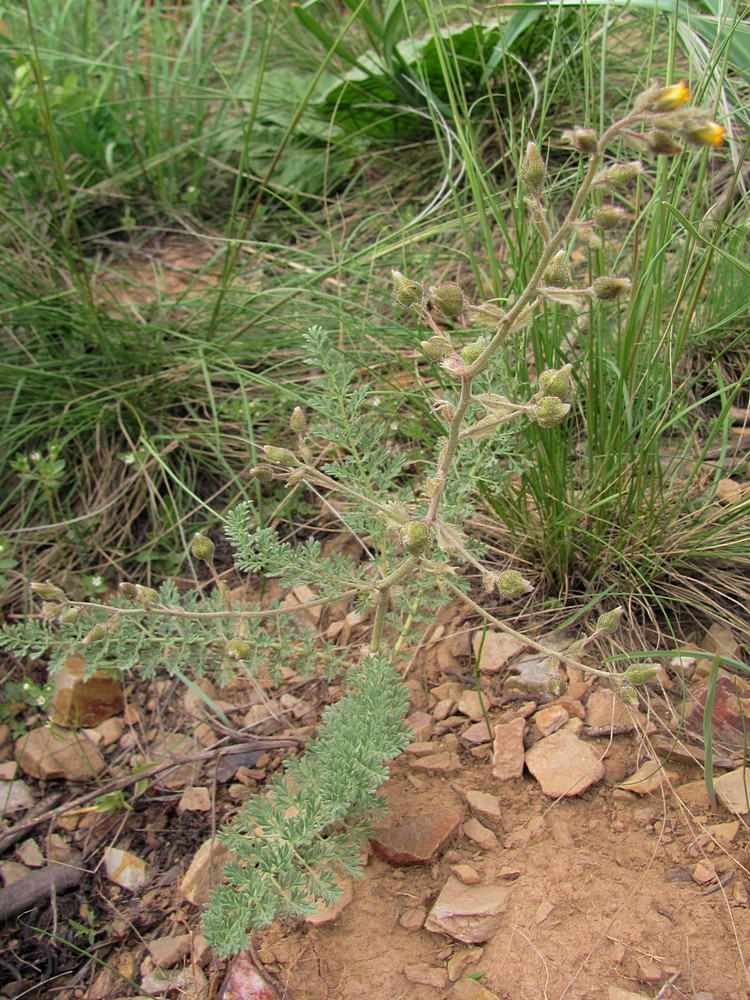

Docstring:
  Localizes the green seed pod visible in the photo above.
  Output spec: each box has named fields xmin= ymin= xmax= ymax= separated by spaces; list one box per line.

xmin=596 ymin=605 xmax=623 ymax=636
xmin=563 ymin=128 xmax=599 ymax=155
xmin=191 ymin=532 xmax=215 ymax=564
xmin=41 ymin=601 xmax=60 ymax=621
xmin=398 ymin=520 xmax=430 ymax=556
xmin=422 ymin=336 xmax=453 ymax=362
xmin=592 ymin=276 xmax=632 ymax=302
xmin=106 ymin=613 xmax=122 ymax=635
xmin=547 ymin=672 xmax=569 ymax=697
xmin=498 ymin=570 xmax=533 ymax=599
xmin=287 ymin=468 xmax=305 ymax=487
xmin=119 ymin=582 xmax=137 ymax=600
xmin=592 ymin=205 xmax=627 ymax=231
xmin=135 ymin=585 xmax=160 ymax=610
xmin=391 ymin=270 xmax=424 ymax=308
xmin=461 ymin=339 xmax=486 ymax=365
xmin=535 ymin=396 xmax=571 ymax=428
xmin=30 ymin=581 xmax=67 ymax=602
xmin=622 ymin=662 xmax=660 ymax=685
xmin=593 ymin=162 xmax=643 ymax=189
xmin=224 ymin=638 xmax=253 ymax=661
xmin=617 ymin=683 xmax=638 ymax=707
xmin=289 ymin=406 xmax=306 ymax=433
xmin=543 ymin=251 xmax=570 ymax=288
xmin=538 ymin=364 xmax=574 ymax=403
xmin=433 ymin=282 xmax=466 ymax=320
xmin=250 ymin=464 xmax=275 ymax=483
xmin=263 ymin=446 xmax=297 ymax=466
xmin=59 ymin=607 xmax=81 ymax=625
xmin=520 ymin=141 xmax=546 ymax=193
xmin=83 ymin=623 xmax=107 ymax=645
xmin=646 ymin=130 xmax=683 ymax=156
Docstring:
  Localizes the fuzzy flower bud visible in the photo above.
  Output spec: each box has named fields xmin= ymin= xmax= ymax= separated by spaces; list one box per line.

xmin=41 ymin=601 xmax=60 ymax=621
xmin=224 ymin=638 xmax=253 ymax=661
xmin=592 ymin=276 xmax=632 ymax=302
xmin=398 ymin=520 xmax=430 ymax=556
xmin=636 ymin=80 xmax=690 ymax=112
xmin=618 ymin=683 xmax=638 ymax=706
xmin=592 ymin=205 xmax=628 ymax=231
xmin=83 ymin=623 xmax=107 ymax=645
xmin=622 ymin=662 xmax=661 ymax=685
xmin=596 ymin=605 xmax=623 ymax=635
xmin=563 ymin=128 xmax=599 ymax=155
xmin=250 ymin=464 xmax=274 ymax=483
xmin=498 ymin=570 xmax=534 ymax=599
xmin=432 ymin=282 xmax=466 ymax=320
xmin=534 ymin=396 xmax=571 ymax=428
xmin=547 ymin=672 xmax=569 ymax=697
xmin=646 ymin=130 xmax=683 ymax=156
xmin=543 ymin=251 xmax=570 ymax=288
xmin=286 ymin=468 xmax=306 ymax=487
xmin=31 ymin=581 xmax=67 ymax=602
xmin=680 ymin=119 xmax=726 ymax=147
xmin=289 ymin=406 xmax=306 ymax=433
xmin=461 ymin=339 xmax=486 ymax=365
xmin=592 ymin=162 xmax=643 ymax=189
xmin=520 ymin=141 xmax=546 ymax=193
xmin=135 ymin=585 xmax=160 ymax=610
xmin=263 ymin=446 xmax=297 ymax=466
xmin=119 ymin=582 xmax=137 ymax=600
xmin=538 ymin=364 xmax=574 ymax=403
xmin=191 ymin=533 xmax=215 ymax=564
xmin=422 ymin=336 xmax=453 ymax=362
xmin=59 ymin=607 xmax=81 ymax=625
xmin=391 ymin=270 xmax=424 ymax=308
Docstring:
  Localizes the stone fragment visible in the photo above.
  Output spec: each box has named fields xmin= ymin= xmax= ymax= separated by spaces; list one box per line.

xmin=140 ymin=966 xmax=208 ymax=997
xmin=464 ymin=790 xmax=502 ymax=821
xmin=446 ymin=946 xmax=483 ymax=982
xmin=243 ymin=700 xmax=281 ymax=729
xmin=685 ymin=676 xmax=750 ymax=754
xmin=406 ymin=741 xmax=441 ymax=757
xmin=584 ymin=688 xmax=642 ymax=730
xmin=404 ymin=964 xmax=448 ymax=989
xmin=535 ymin=899 xmax=554 ymax=923
xmin=399 ymin=905 xmax=427 ymax=931
xmin=461 ymin=721 xmax=492 ymax=746
xmin=50 ymin=655 xmax=123 ymax=728
xmin=15 ymin=726 xmax=105 ymax=780
xmin=635 ymin=958 xmax=663 ymax=983
xmin=692 ymin=860 xmax=717 ymax=884
xmin=103 ymin=847 xmax=149 ymax=891
xmin=148 ymin=733 xmax=200 ymax=790
xmin=306 ymin=875 xmax=353 ymax=926
xmin=533 ymin=703 xmax=569 ymax=736
xmin=0 ymin=777 xmax=35 ymax=815
xmin=407 ymin=711 xmax=434 ymax=741
xmin=491 ymin=718 xmax=525 ymax=780
xmin=432 ymin=682 xmax=467 ymax=703
xmin=149 ymin=934 xmax=191 ymax=969
xmin=674 ymin=779 xmax=711 ymax=811
xmin=525 ymin=729 xmax=604 ymax=797
xmin=608 ymin=988 xmax=650 ymax=1000
xmin=452 ymin=979 xmax=502 ymax=1000
xmin=549 ymin=820 xmax=575 ymax=849
xmin=16 ymin=839 xmax=44 ymax=867
xmin=617 ymin=760 xmax=677 ymax=795
xmin=180 ymin=837 xmax=232 ymax=906
xmin=410 ymin=751 xmax=462 ymax=775
xmin=218 ymin=951 xmax=278 ymax=1000
xmin=457 ymin=691 xmax=488 ymax=722
xmin=425 ymin=876 xmax=509 ymax=944
xmin=463 ymin=818 xmax=499 ymax=851
xmin=370 ymin=801 xmax=464 ymax=865
xmin=472 ymin=631 xmax=526 ymax=673
xmin=451 ymin=864 xmax=481 ymax=885
xmin=706 ymin=820 xmax=740 ymax=848
xmin=1 ymin=861 xmax=29 ymax=885
xmin=433 ymin=698 xmax=455 ymax=721
xmin=702 ymin=622 xmax=741 ymax=660
xmin=505 ymin=633 xmax=572 ymax=693
xmin=177 ymin=787 xmax=211 ymax=813
xmin=714 ymin=767 xmax=750 ymax=816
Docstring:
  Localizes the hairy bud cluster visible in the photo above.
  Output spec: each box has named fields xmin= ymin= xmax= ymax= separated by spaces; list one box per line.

xmin=592 ymin=205 xmax=628 ymax=231
xmin=591 ymin=276 xmax=631 ymax=302
xmin=562 ymin=128 xmax=599 ymax=155
xmin=31 ymin=581 xmax=67 ymax=602
xmin=263 ymin=446 xmax=297 ymax=466
xmin=592 ymin=161 xmax=643 ymax=189
xmin=543 ymin=252 xmax=570 ymax=288
xmin=250 ymin=464 xmax=275 ymax=483
xmin=289 ymin=406 xmax=306 ymax=433
xmin=520 ymin=142 xmax=546 ymax=193
xmin=498 ymin=570 xmax=533 ymax=599
xmin=622 ymin=662 xmax=660 ymax=685
xmin=595 ymin=605 xmax=623 ymax=635
xmin=538 ymin=364 xmax=574 ymax=404
xmin=391 ymin=270 xmax=423 ymax=307
xmin=534 ymin=396 xmax=571 ymax=428
xmin=421 ymin=336 xmax=453 ymax=362
xmin=432 ymin=282 xmax=466 ymax=320
xmin=398 ymin=520 xmax=430 ymax=556
xmin=191 ymin=533 xmax=215 ymax=564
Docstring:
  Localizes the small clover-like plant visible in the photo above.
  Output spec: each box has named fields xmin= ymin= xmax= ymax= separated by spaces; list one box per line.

xmin=0 ymin=82 xmax=726 ymax=956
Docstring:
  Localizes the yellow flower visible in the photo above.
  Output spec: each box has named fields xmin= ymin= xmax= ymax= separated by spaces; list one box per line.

xmin=683 ymin=120 xmax=726 ymax=147
xmin=652 ymin=81 xmax=690 ymax=111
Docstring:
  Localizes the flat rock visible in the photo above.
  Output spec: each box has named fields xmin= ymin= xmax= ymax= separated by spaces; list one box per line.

xmin=218 ymin=952 xmax=278 ymax=1000
xmin=16 ymin=839 xmax=44 ymax=867
xmin=399 ymin=905 xmax=427 ymax=931
xmin=685 ymin=676 xmax=750 ymax=754
xmin=404 ymin=964 xmax=448 ymax=989
xmin=491 ymin=718 xmax=525 ymax=780
xmin=505 ymin=633 xmax=572 ymax=694
xmin=180 ymin=837 xmax=233 ymax=906
xmin=148 ymin=733 xmax=201 ymax=790
xmin=451 ymin=864 xmax=481 ymax=885
xmin=461 ymin=721 xmax=492 ymax=746
xmin=50 ymin=655 xmax=123 ymax=728
xmin=140 ymin=966 xmax=208 ymax=997
xmin=407 ymin=711 xmax=434 ymax=741
xmin=452 ymin=978 xmax=502 ymax=999
xmin=149 ymin=934 xmax=191 ymax=969
xmin=702 ymin=622 xmax=741 ymax=660
xmin=446 ymin=946 xmax=483 ymax=983
xmin=584 ymin=688 xmax=642 ymax=730
xmin=103 ymin=847 xmax=149 ymax=891
xmin=0 ymin=777 xmax=35 ymax=814
xmin=463 ymin=818 xmax=499 ymax=851
xmin=410 ymin=751 xmax=462 ymax=775
xmin=608 ymin=988 xmax=651 ymax=1000
xmin=425 ymin=875 xmax=509 ymax=944
xmin=533 ymin=703 xmax=569 ymax=736
xmin=617 ymin=760 xmax=677 ymax=795
xmin=15 ymin=726 xmax=105 ymax=781
xmin=177 ymin=786 xmax=211 ymax=813
xmin=714 ymin=767 xmax=750 ymax=814
xmin=464 ymin=790 xmax=502 ymax=821
xmin=370 ymin=801 xmax=464 ymax=865
xmin=457 ymin=691 xmax=488 ymax=722
xmin=525 ymin=729 xmax=604 ymax=797
xmin=472 ymin=631 xmax=526 ymax=673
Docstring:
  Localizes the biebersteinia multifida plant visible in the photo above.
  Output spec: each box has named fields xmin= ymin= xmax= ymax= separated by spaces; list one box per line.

xmin=1 ymin=82 xmax=726 ymax=955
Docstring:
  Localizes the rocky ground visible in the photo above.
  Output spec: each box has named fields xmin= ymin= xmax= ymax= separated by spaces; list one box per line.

xmin=0 ymin=596 xmax=748 ymax=1000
